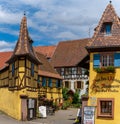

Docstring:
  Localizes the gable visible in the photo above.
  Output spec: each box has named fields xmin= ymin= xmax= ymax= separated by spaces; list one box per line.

xmin=87 ymin=3 xmax=120 ymax=51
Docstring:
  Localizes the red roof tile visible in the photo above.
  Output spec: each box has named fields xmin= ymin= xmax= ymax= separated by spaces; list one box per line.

xmin=87 ymin=3 xmax=120 ymax=50
xmin=35 ymin=46 xmax=56 ymax=59
xmin=0 ymin=51 xmax=12 ymax=70
xmin=0 ymin=51 xmax=61 ymax=79
xmin=7 ymin=16 xmax=40 ymax=64
xmin=51 ymin=38 xmax=90 ymax=67
xmin=36 ymin=52 xmax=62 ymax=79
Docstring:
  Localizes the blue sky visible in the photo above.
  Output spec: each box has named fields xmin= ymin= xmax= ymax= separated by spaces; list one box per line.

xmin=0 ymin=0 xmax=120 ymax=51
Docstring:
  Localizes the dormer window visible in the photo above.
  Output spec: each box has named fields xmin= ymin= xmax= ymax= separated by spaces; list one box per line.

xmin=101 ymin=22 xmax=112 ymax=36
xmin=105 ymin=23 xmax=112 ymax=35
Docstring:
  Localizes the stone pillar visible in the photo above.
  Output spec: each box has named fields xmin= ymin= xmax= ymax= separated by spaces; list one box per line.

xmin=81 ymin=96 xmax=89 ymax=124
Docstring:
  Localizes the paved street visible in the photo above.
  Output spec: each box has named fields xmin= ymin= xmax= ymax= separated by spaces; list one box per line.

xmin=0 ymin=108 xmax=78 ymax=124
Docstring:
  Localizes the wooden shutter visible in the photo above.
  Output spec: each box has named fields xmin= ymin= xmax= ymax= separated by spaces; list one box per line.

xmin=81 ymin=81 xmax=84 ymax=89
xmin=69 ymin=81 xmax=71 ymax=89
xmin=74 ymin=81 xmax=77 ymax=89
xmin=93 ymin=54 xmax=100 ymax=68
xmin=114 ymin=53 xmax=120 ymax=67
xmin=63 ymin=81 xmax=65 ymax=88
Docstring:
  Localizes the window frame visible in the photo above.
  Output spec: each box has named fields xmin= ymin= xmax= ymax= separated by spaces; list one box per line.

xmin=64 ymin=81 xmax=69 ymax=88
xmin=97 ymin=98 xmax=114 ymax=119
xmin=42 ymin=77 xmax=46 ymax=87
xmin=12 ymin=63 xmax=15 ymax=76
xmin=31 ymin=63 xmax=34 ymax=77
xmin=76 ymin=81 xmax=84 ymax=89
xmin=100 ymin=52 xmax=114 ymax=67
xmin=100 ymin=22 xmax=112 ymax=36
xmin=105 ymin=23 xmax=112 ymax=35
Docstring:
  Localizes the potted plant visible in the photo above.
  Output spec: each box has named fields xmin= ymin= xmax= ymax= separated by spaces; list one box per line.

xmin=94 ymin=66 xmax=115 ymax=73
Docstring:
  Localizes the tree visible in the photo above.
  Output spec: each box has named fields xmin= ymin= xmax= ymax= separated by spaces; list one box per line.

xmin=62 ymin=88 xmax=68 ymax=100
xmin=72 ymin=91 xmax=79 ymax=104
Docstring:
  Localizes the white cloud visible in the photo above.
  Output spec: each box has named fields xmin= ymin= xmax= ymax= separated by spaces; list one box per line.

xmin=0 ymin=5 xmax=22 ymax=24
xmin=0 ymin=0 xmax=120 ymax=46
xmin=56 ymin=31 xmax=80 ymax=40
xmin=0 ymin=40 xmax=15 ymax=52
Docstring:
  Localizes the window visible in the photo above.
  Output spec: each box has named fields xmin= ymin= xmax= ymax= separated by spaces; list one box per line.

xmin=105 ymin=24 xmax=112 ymax=35
xmin=77 ymin=81 xmax=84 ymax=89
xmin=42 ymin=77 xmax=46 ymax=87
xmin=72 ymin=67 xmax=77 ymax=75
xmin=64 ymin=81 xmax=69 ymax=88
xmin=31 ymin=63 xmax=34 ymax=76
xmin=101 ymin=22 xmax=112 ymax=35
xmin=48 ymin=78 xmax=52 ymax=87
xmin=12 ymin=63 xmax=15 ymax=76
xmin=65 ymin=68 xmax=69 ymax=75
xmin=61 ymin=68 xmax=64 ymax=76
xmin=93 ymin=53 xmax=117 ymax=68
xmin=101 ymin=53 xmax=114 ymax=67
xmin=56 ymin=80 xmax=62 ymax=88
xmin=97 ymin=98 xmax=114 ymax=118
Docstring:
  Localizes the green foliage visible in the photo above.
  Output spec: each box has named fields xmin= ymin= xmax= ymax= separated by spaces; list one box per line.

xmin=72 ymin=91 xmax=79 ymax=104
xmin=106 ymin=66 xmax=115 ymax=72
xmin=62 ymin=88 xmax=69 ymax=100
xmin=71 ymin=103 xmax=81 ymax=108
xmin=94 ymin=66 xmax=115 ymax=73
xmin=62 ymin=100 xmax=71 ymax=109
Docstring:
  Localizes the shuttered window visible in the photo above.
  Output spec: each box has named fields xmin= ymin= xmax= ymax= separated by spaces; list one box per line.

xmin=64 ymin=81 xmax=69 ymax=88
xmin=93 ymin=53 xmax=120 ymax=68
xmin=77 ymin=81 xmax=84 ymax=89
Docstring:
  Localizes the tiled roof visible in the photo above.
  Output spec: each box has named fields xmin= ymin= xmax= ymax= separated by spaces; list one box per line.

xmin=51 ymin=38 xmax=90 ymax=67
xmin=35 ymin=46 xmax=56 ymax=59
xmin=0 ymin=51 xmax=61 ymax=79
xmin=87 ymin=3 xmax=120 ymax=50
xmin=36 ymin=52 xmax=62 ymax=79
xmin=7 ymin=16 xmax=39 ymax=64
xmin=0 ymin=51 xmax=12 ymax=70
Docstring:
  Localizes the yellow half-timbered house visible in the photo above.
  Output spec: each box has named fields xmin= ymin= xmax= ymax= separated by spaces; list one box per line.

xmin=0 ymin=15 xmax=62 ymax=120
xmin=86 ymin=2 xmax=120 ymax=124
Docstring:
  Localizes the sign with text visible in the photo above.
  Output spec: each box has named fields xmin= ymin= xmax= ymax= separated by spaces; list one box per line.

xmin=84 ymin=106 xmax=95 ymax=124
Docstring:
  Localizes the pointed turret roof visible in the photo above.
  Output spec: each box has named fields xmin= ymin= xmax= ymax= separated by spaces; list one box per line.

xmin=87 ymin=2 xmax=120 ymax=52
xmin=7 ymin=15 xmax=40 ymax=64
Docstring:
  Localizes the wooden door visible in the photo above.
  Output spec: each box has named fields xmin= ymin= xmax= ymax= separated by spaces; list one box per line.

xmin=21 ymin=98 xmax=27 ymax=121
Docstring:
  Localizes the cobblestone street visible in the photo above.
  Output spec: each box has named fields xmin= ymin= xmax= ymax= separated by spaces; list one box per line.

xmin=0 ymin=108 xmax=78 ymax=124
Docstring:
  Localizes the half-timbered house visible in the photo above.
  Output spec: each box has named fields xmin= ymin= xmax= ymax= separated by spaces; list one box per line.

xmin=51 ymin=39 xmax=90 ymax=98
xmin=0 ymin=15 xmax=62 ymax=120
xmin=85 ymin=2 xmax=120 ymax=124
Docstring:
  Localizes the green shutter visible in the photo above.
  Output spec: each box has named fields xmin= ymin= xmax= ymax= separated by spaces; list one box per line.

xmin=93 ymin=54 xmax=100 ymax=68
xmin=114 ymin=53 xmax=120 ymax=67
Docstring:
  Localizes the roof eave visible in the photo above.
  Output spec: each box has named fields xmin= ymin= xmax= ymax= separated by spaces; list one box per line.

xmin=86 ymin=45 xmax=120 ymax=52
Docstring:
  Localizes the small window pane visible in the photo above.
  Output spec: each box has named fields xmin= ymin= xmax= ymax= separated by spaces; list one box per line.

xmin=106 ymin=24 xmax=111 ymax=35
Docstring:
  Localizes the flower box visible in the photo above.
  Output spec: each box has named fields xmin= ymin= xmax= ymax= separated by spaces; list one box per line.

xmin=94 ymin=66 xmax=115 ymax=73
